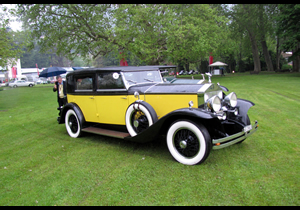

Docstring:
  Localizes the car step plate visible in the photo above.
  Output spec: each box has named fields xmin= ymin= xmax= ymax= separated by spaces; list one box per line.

xmin=82 ymin=127 xmax=130 ymax=139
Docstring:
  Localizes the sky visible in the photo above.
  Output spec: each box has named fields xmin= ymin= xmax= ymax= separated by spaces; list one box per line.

xmin=4 ymin=4 xmax=23 ymax=31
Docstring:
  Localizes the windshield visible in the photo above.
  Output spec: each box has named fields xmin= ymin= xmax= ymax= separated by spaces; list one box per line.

xmin=122 ymin=70 xmax=163 ymax=86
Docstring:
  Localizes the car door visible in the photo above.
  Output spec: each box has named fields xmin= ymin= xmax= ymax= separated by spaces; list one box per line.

xmin=19 ymin=81 xmax=26 ymax=87
xmin=67 ymin=74 xmax=99 ymax=122
xmin=94 ymin=72 xmax=128 ymax=125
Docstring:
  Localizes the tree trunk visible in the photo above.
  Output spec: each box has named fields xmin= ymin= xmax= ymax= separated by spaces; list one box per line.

xmin=261 ymin=40 xmax=274 ymax=71
xmin=248 ymin=31 xmax=261 ymax=72
xmin=292 ymin=43 xmax=300 ymax=72
xmin=276 ymin=36 xmax=281 ymax=70
xmin=185 ymin=61 xmax=189 ymax=72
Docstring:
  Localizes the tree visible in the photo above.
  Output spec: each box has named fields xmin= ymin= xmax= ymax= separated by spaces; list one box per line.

xmin=229 ymin=5 xmax=262 ymax=72
xmin=276 ymin=4 xmax=300 ymax=72
xmin=257 ymin=4 xmax=274 ymax=72
xmin=0 ymin=5 xmax=24 ymax=68
xmin=17 ymin=4 xmax=225 ymax=67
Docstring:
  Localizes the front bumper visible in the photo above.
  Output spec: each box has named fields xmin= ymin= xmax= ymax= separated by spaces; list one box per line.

xmin=212 ymin=120 xmax=258 ymax=150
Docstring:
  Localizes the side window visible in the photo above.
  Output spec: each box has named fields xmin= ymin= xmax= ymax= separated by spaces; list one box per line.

xmin=74 ymin=75 xmax=94 ymax=91
xmin=97 ymin=72 xmax=125 ymax=90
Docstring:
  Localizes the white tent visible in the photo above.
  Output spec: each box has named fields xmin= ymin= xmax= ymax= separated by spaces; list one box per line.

xmin=208 ymin=61 xmax=228 ymax=75
xmin=208 ymin=61 xmax=228 ymax=67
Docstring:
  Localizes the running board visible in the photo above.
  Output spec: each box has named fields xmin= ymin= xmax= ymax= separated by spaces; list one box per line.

xmin=81 ymin=127 xmax=130 ymax=139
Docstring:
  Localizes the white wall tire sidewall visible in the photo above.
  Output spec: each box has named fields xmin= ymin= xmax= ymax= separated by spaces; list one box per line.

xmin=125 ymin=103 xmax=154 ymax=137
xmin=65 ymin=109 xmax=81 ymax=138
xmin=167 ymin=121 xmax=207 ymax=165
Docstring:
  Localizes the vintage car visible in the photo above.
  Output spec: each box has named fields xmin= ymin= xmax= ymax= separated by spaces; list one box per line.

xmin=58 ymin=66 xmax=258 ymax=165
xmin=9 ymin=80 xmax=35 ymax=87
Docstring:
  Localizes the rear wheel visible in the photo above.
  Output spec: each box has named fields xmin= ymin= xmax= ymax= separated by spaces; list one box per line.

xmin=65 ymin=109 xmax=82 ymax=138
xmin=166 ymin=120 xmax=212 ymax=165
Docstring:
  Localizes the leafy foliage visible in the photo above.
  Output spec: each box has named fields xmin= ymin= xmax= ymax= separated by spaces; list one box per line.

xmin=17 ymin=4 xmax=225 ymax=65
xmin=0 ymin=5 xmax=24 ymax=68
xmin=276 ymin=4 xmax=300 ymax=60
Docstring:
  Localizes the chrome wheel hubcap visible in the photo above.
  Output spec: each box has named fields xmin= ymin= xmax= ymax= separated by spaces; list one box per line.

xmin=179 ymin=140 xmax=187 ymax=149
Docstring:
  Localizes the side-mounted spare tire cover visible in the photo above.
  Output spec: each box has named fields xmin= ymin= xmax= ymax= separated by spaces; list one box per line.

xmin=125 ymin=101 xmax=158 ymax=137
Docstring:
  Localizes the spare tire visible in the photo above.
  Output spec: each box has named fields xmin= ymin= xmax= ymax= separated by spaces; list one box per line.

xmin=125 ymin=101 xmax=158 ymax=137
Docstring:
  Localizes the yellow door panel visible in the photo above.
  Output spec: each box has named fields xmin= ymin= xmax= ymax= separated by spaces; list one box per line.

xmin=67 ymin=94 xmax=98 ymax=122
xmin=144 ymin=94 xmax=198 ymax=119
xmin=95 ymin=95 xmax=129 ymax=125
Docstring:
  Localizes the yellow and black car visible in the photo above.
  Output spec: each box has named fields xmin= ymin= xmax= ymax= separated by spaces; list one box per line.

xmin=58 ymin=66 xmax=258 ymax=165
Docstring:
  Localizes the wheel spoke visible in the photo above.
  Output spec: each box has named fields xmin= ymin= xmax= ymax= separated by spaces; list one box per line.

xmin=69 ymin=115 xmax=78 ymax=133
xmin=174 ymin=129 xmax=199 ymax=158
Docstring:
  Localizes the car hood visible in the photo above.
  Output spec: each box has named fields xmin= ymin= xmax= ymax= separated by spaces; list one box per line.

xmin=128 ymin=83 xmax=220 ymax=94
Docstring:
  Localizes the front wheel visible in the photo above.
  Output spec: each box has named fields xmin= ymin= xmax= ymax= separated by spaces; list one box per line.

xmin=166 ymin=120 xmax=212 ymax=165
xmin=65 ymin=109 xmax=82 ymax=138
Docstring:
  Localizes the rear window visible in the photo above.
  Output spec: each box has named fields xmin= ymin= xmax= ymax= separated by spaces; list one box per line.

xmin=74 ymin=75 xmax=94 ymax=92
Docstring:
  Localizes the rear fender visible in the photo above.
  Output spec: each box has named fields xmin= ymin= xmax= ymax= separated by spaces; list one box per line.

xmin=59 ymin=103 xmax=86 ymax=127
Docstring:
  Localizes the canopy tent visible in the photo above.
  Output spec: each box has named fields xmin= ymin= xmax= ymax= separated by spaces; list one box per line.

xmin=208 ymin=61 xmax=228 ymax=75
xmin=208 ymin=61 xmax=228 ymax=67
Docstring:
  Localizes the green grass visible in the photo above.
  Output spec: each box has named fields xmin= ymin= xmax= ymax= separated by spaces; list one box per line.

xmin=0 ymin=74 xmax=299 ymax=206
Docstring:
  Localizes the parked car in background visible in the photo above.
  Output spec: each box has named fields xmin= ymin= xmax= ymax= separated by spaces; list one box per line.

xmin=9 ymin=80 xmax=35 ymax=88
xmin=179 ymin=70 xmax=187 ymax=75
xmin=58 ymin=66 xmax=258 ymax=165
xmin=36 ymin=79 xmax=48 ymax=84
xmin=169 ymin=71 xmax=175 ymax=76
xmin=188 ymin=70 xmax=195 ymax=75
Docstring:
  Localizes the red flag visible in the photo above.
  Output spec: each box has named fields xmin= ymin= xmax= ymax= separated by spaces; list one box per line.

xmin=36 ymin=63 xmax=39 ymax=76
xmin=209 ymin=53 xmax=213 ymax=65
xmin=119 ymin=52 xmax=128 ymax=66
xmin=12 ymin=67 xmax=16 ymax=78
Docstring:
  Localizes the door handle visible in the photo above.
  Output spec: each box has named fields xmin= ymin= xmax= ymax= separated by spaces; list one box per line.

xmin=121 ymin=97 xmax=127 ymax=99
xmin=90 ymin=97 xmax=94 ymax=99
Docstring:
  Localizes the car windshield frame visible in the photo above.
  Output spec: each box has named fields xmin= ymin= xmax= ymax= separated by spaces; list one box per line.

xmin=121 ymin=70 xmax=164 ymax=89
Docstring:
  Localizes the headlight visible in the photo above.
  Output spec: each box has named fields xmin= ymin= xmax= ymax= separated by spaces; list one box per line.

xmin=224 ymin=92 xmax=237 ymax=108
xmin=206 ymin=95 xmax=221 ymax=112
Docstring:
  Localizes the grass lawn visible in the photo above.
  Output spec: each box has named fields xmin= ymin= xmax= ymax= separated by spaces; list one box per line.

xmin=0 ymin=73 xmax=299 ymax=206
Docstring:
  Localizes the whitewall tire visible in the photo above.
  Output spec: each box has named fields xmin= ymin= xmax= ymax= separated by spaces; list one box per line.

xmin=125 ymin=101 xmax=158 ymax=137
xmin=65 ymin=109 xmax=82 ymax=138
xmin=166 ymin=120 xmax=211 ymax=165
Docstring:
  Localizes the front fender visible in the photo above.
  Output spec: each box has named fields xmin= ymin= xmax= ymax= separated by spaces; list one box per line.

xmin=236 ymin=99 xmax=255 ymax=125
xmin=59 ymin=103 xmax=86 ymax=127
xmin=124 ymin=108 xmax=219 ymax=143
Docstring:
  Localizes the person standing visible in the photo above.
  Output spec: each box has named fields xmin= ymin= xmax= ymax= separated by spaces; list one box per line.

xmin=53 ymin=75 xmax=67 ymax=116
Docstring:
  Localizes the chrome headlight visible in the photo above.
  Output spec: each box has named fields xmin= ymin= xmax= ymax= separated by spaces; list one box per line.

xmin=206 ymin=95 xmax=221 ymax=112
xmin=224 ymin=92 xmax=237 ymax=108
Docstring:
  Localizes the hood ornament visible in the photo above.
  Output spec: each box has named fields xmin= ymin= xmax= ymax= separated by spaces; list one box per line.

xmin=205 ymin=72 xmax=212 ymax=83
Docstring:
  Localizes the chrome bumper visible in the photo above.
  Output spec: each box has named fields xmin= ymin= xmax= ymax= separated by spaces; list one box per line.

xmin=212 ymin=121 xmax=258 ymax=150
